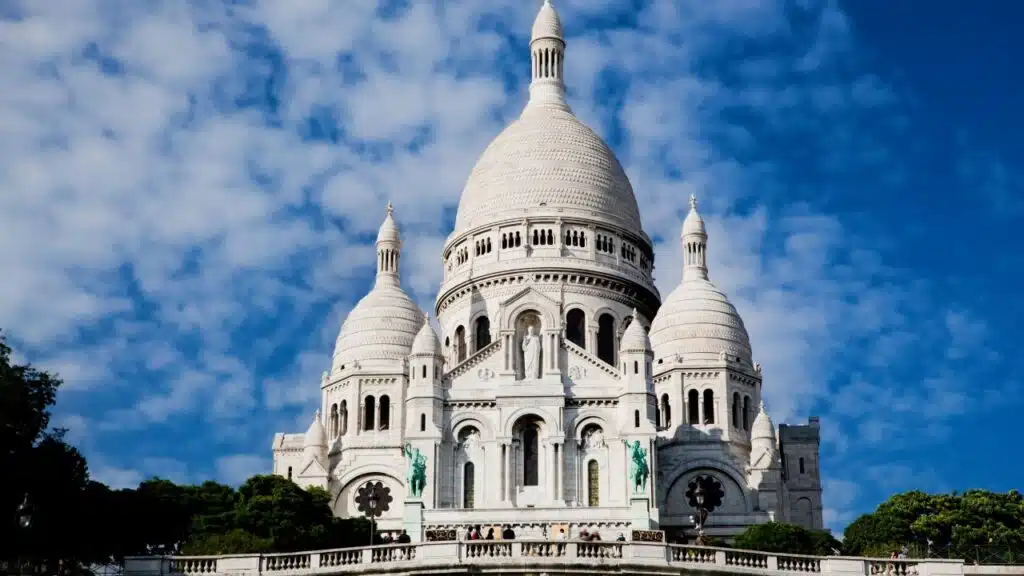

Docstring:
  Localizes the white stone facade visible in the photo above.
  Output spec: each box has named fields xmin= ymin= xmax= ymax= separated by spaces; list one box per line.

xmin=272 ymin=0 xmax=823 ymax=540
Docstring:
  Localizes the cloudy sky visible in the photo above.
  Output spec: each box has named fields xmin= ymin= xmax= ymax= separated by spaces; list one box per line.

xmin=1 ymin=0 xmax=1021 ymax=533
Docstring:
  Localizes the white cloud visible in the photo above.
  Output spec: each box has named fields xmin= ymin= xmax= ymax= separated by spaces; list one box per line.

xmin=216 ymin=454 xmax=270 ymax=486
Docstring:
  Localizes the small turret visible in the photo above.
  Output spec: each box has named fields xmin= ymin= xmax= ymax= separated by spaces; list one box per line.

xmin=407 ymin=316 xmax=443 ymax=438
xmin=682 ymin=194 xmax=708 ymax=281
xmin=750 ymin=401 xmax=776 ymax=461
xmin=618 ymin=310 xmax=656 ymax=434
xmin=528 ymin=0 xmax=568 ymax=110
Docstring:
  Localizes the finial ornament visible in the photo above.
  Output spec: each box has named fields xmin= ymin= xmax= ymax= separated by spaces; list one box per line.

xmin=386 ymin=201 xmax=393 ymax=216
xmin=689 ymin=194 xmax=698 ymax=211
xmin=314 ymin=409 xmax=321 ymax=421
xmin=759 ymin=400 xmax=766 ymax=412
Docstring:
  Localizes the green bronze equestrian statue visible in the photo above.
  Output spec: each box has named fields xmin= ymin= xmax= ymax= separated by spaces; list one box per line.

xmin=404 ymin=443 xmax=427 ymax=498
xmin=623 ymin=439 xmax=649 ymax=493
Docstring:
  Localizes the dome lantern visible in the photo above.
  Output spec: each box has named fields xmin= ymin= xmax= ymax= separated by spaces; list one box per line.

xmin=528 ymin=0 xmax=568 ymax=109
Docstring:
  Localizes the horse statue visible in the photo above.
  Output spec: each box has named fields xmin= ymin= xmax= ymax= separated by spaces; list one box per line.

xmin=403 ymin=443 xmax=427 ymax=498
xmin=622 ymin=439 xmax=649 ymax=493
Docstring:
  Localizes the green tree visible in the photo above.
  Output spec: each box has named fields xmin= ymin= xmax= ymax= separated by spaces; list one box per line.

xmin=843 ymin=490 xmax=1024 ymax=561
xmin=733 ymin=522 xmax=841 ymax=556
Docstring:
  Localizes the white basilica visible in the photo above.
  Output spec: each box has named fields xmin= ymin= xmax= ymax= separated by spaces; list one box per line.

xmin=272 ymin=0 xmax=824 ymax=542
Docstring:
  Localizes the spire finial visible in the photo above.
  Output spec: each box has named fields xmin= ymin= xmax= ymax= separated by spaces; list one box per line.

xmin=689 ymin=194 xmax=698 ymax=211
xmin=759 ymin=400 xmax=766 ymax=412
xmin=314 ymin=408 xmax=321 ymax=421
xmin=386 ymin=201 xmax=393 ymax=216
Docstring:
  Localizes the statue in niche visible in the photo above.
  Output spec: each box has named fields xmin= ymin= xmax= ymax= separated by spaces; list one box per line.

xmin=583 ymin=427 xmax=604 ymax=449
xmin=522 ymin=325 xmax=541 ymax=380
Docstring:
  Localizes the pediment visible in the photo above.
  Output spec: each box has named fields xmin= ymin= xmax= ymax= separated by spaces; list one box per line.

xmin=297 ymin=455 xmax=328 ymax=479
xmin=500 ymin=286 xmax=559 ymax=310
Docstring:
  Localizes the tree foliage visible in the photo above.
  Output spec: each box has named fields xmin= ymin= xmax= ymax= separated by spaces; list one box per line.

xmin=733 ymin=522 xmax=841 ymax=556
xmin=0 ymin=329 xmax=368 ymax=567
xmin=843 ymin=490 xmax=1024 ymax=560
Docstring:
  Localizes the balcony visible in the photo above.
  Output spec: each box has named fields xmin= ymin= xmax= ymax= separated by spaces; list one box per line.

xmin=123 ymin=540 xmax=980 ymax=576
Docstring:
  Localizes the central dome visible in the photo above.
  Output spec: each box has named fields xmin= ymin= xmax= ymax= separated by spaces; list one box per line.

xmin=453 ymin=105 xmax=643 ymax=236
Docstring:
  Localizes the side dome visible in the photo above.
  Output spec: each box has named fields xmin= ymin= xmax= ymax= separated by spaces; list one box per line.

xmin=332 ymin=287 xmax=424 ymax=372
xmin=650 ymin=279 xmax=752 ymax=363
xmin=452 ymin=104 xmax=643 ymax=239
xmin=620 ymin=310 xmax=651 ymax=352
xmin=411 ymin=317 xmax=442 ymax=357
xmin=304 ymin=411 xmax=327 ymax=449
xmin=751 ymin=402 xmax=775 ymax=442
xmin=331 ymin=204 xmax=425 ymax=374
xmin=649 ymin=196 xmax=753 ymax=364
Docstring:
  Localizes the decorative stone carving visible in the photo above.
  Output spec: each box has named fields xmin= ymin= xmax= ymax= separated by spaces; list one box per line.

xmin=583 ymin=427 xmax=604 ymax=449
xmin=754 ymin=362 xmax=762 ymax=373
xmin=478 ymin=368 xmax=495 ymax=381
xmin=568 ymin=365 xmax=587 ymax=381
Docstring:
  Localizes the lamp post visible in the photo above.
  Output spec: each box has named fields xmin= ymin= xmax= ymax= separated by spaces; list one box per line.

xmin=368 ymin=491 xmax=380 ymax=545
xmin=693 ymin=483 xmax=708 ymax=545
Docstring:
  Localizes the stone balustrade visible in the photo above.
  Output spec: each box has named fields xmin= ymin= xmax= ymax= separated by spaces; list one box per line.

xmin=123 ymin=541 xmax=977 ymax=576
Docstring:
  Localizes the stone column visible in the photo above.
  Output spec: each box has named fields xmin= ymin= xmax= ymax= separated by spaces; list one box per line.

xmin=555 ymin=442 xmax=563 ymax=503
xmin=586 ymin=327 xmax=599 ymax=355
xmin=502 ymin=442 xmax=510 ymax=504
xmin=548 ymin=442 xmax=557 ymax=501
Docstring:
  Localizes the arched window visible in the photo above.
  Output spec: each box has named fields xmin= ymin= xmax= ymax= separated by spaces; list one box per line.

xmin=702 ymin=390 xmax=715 ymax=424
xmin=587 ymin=460 xmax=600 ymax=507
xmin=287 ymin=466 xmax=292 ymax=481
xmin=634 ymin=409 xmax=640 ymax=428
xmin=565 ymin=309 xmax=586 ymax=348
xmin=363 ymin=396 xmax=376 ymax=431
xmin=454 ymin=326 xmax=467 ymax=363
xmin=742 ymin=395 xmax=751 ymax=431
xmin=597 ymin=314 xmax=615 ymax=365
xmin=661 ymin=394 xmax=671 ymax=428
xmin=474 ymin=316 xmax=491 ymax=351
xmin=339 ymin=400 xmax=348 ymax=435
xmin=731 ymin=392 xmax=740 ymax=428
xmin=522 ymin=424 xmax=539 ymax=486
xmin=420 ymin=413 xmax=426 ymax=432
xmin=463 ymin=462 xmax=476 ymax=508
xmin=330 ymin=403 xmax=339 ymax=438
xmin=688 ymin=390 xmax=699 ymax=424
xmin=378 ymin=395 xmax=390 ymax=430
xmin=799 ymin=457 xmax=806 ymax=474
xmin=633 ymin=360 xmax=639 ymax=374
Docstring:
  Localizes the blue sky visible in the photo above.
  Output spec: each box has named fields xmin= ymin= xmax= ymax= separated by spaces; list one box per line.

xmin=1 ymin=0 xmax=1021 ymax=534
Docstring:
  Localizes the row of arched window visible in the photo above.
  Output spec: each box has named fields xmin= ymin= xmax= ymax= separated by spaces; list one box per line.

xmin=447 ymin=316 xmax=492 ymax=366
xmin=475 ymin=237 xmax=492 ymax=256
xmin=564 ymin=229 xmax=587 ymax=247
xmin=533 ymin=46 xmax=563 ymax=80
xmin=328 ymin=395 xmax=391 ymax=437
xmin=596 ymin=234 xmax=614 ymax=254
xmin=455 ymin=247 xmax=469 ymax=265
xmin=564 ymin=308 xmax=617 ymax=365
xmin=532 ymin=228 xmax=554 ymax=246
xmin=648 ymin=390 xmax=759 ymax=431
xmin=621 ymin=243 xmax=637 ymax=263
xmin=501 ymin=232 xmax=522 ymax=249
xmin=731 ymin=392 xmax=754 ymax=431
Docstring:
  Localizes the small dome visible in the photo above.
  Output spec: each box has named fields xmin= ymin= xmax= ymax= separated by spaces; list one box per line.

xmin=751 ymin=402 xmax=775 ymax=442
xmin=620 ymin=310 xmax=651 ymax=352
xmin=531 ymin=0 xmax=564 ymax=42
xmin=649 ymin=279 xmax=752 ymax=363
xmin=331 ymin=286 xmax=423 ymax=372
xmin=377 ymin=202 xmax=400 ymax=244
xmin=304 ymin=411 xmax=327 ymax=448
xmin=682 ymin=195 xmax=706 ymax=237
xmin=411 ymin=317 xmax=441 ymax=357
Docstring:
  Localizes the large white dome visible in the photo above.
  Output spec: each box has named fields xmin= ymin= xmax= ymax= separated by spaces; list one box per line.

xmin=452 ymin=101 xmax=642 ymax=239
